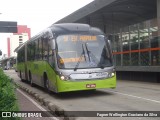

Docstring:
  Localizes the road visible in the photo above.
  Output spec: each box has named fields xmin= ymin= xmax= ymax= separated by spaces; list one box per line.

xmin=4 ymin=70 xmax=160 ymax=120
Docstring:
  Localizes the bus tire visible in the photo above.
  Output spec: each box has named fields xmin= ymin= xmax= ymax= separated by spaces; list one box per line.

xmin=29 ymin=71 xmax=34 ymax=87
xmin=44 ymin=73 xmax=51 ymax=93
xmin=20 ymin=71 xmax=24 ymax=82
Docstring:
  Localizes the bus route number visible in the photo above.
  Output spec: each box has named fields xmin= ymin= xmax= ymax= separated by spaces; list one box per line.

xmin=63 ymin=35 xmax=97 ymax=42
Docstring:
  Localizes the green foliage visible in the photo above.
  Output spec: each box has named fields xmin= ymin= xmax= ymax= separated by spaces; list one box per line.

xmin=0 ymin=69 xmax=20 ymax=120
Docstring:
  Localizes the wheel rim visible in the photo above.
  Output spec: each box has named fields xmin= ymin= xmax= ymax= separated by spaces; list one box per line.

xmin=30 ymin=78 xmax=33 ymax=85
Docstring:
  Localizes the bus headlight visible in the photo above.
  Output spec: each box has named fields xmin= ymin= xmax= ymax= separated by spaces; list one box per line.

xmin=60 ymin=75 xmax=69 ymax=81
xmin=111 ymin=72 xmax=115 ymax=77
xmin=108 ymin=72 xmax=115 ymax=78
xmin=60 ymin=76 xmax=65 ymax=80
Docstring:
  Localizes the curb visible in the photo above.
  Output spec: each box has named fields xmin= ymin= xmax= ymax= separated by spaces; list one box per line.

xmin=13 ymin=82 xmax=76 ymax=120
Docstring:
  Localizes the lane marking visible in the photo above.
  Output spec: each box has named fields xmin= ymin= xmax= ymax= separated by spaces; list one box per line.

xmin=108 ymin=90 xmax=160 ymax=104
xmin=17 ymin=88 xmax=59 ymax=120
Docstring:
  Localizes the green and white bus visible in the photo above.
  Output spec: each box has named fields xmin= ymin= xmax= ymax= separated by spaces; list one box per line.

xmin=17 ymin=23 xmax=116 ymax=93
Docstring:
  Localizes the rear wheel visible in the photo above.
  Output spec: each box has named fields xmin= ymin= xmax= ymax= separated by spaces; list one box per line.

xmin=29 ymin=71 xmax=34 ymax=87
xmin=20 ymin=71 xmax=24 ymax=82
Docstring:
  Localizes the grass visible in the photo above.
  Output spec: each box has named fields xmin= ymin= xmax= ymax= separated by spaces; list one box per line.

xmin=0 ymin=69 xmax=20 ymax=120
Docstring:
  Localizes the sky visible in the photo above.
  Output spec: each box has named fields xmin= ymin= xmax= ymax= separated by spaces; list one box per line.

xmin=0 ymin=0 xmax=93 ymax=57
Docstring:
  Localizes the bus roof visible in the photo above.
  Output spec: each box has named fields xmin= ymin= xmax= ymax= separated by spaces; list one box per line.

xmin=50 ymin=23 xmax=104 ymax=35
xmin=16 ymin=23 xmax=105 ymax=52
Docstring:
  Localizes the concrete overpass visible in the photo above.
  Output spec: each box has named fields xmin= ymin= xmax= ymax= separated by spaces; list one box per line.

xmin=55 ymin=0 xmax=160 ymax=82
xmin=56 ymin=0 xmax=157 ymax=33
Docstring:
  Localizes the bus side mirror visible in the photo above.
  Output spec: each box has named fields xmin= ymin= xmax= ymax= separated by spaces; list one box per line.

xmin=108 ymin=40 xmax=111 ymax=46
xmin=50 ymin=39 xmax=56 ymax=50
xmin=108 ymin=39 xmax=113 ymax=52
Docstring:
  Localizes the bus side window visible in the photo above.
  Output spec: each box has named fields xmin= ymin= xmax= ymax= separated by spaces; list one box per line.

xmin=35 ymin=40 xmax=39 ymax=60
xmin=31 ymin=42 xmax=35 ymax=61
xmin=18 ymin=47 xmax=25 ymax=63
xmin=39 ymin=38 xmax=43 ymax=60
xmin=27 ymin=43 xmax=31 ymax=61
xmin=48 ymin=45 xmax=55 ymax=67
xmin=42 ymin=37 xmax=49 ymax=60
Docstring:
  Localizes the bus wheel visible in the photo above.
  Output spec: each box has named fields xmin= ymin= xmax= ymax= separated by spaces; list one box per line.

xmin=20 ymin=71 xmax=24 ymax=82
xmin=44 ymin=74 xmax=51 ymax=93
xmin=29 ymin=72 xmax=34 ymax=87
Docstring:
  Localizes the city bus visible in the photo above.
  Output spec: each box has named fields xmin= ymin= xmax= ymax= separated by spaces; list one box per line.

xmin=17 ymin=23 xmax=116 ymax=93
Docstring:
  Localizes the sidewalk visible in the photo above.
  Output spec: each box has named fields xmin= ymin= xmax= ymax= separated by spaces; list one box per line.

xmin=15 ymin=88 xmax=58 ymax=120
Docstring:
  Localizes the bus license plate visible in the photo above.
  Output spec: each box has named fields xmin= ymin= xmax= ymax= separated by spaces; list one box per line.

xmin=86 ymin=84 xmax=96 ymax=88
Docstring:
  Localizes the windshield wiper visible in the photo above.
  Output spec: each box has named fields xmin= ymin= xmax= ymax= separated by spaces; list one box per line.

xmin=74 ymin=44 xmax=86 ymax=71
xmin=85 ymin=43 xmax=104 ymax=69
xmin=84 ymin=43 xmax=91 ymax=62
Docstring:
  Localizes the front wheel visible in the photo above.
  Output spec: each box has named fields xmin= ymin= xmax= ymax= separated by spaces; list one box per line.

xmin=44 ymin=75 xmax=51 ymax=93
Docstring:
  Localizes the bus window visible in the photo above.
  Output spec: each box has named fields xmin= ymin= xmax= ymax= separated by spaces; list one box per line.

xmin=35 ymin=40 xmax=39 ymax=60
xmin=43 ymin=37 xmax=49 ymax=60
xmin=48 ymin=49 xmax=55 ymax=67
xmin=31 ymin=42 xmax=35 ymax=60
xmin=17 ymin=47 xmax=25 ymax=63
xmin=27 ymin=43 xmax=31 ymax=61
xmin=39 ymin=38 xmax=43 ymax=60
xmin=56 ymin=35 xmax=112 ymax=69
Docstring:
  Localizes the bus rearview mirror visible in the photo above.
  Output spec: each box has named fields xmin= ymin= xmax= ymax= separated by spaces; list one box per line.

xmin=50 ymin=39 xmax=56 ymax=50
xmin=108 ymin=40 xmax=111 ymax=46
xmin=108 ymin=39 xmax=112 ymax=51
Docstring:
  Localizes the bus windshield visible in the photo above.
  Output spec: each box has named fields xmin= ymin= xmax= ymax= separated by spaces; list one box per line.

xmin=56 ymin=34 xmax=112 ymax=69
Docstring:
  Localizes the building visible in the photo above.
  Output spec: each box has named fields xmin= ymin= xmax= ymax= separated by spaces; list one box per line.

xmin=55 ymin=0 xmax=160 ymax=82
xmin=7 ymin=25 xmax=31 ymax=57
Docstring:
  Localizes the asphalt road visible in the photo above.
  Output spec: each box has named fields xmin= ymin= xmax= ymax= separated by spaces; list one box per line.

xmin=4 ymin=70 xmax=160 ymax=120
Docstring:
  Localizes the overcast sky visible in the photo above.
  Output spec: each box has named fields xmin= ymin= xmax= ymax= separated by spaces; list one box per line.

xmin=0 ymin=0 xmax=93 ymax=56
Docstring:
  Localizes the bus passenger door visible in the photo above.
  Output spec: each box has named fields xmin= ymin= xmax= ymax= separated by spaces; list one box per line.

xmin=43 ymin=33 xmax=57 ymax=92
